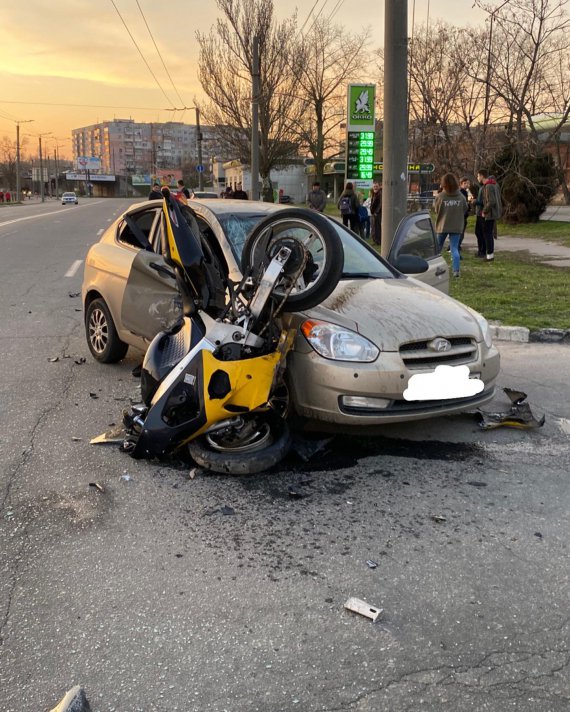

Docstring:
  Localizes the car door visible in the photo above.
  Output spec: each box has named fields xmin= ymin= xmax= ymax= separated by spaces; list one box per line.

xmin=120 ymin=209 xmax=182 ymax=341
xmin=388 ymin=212 xmax=449 ymax=293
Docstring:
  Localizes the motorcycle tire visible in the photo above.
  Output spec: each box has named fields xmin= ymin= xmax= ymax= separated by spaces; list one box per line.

xmin=241 ymin=208 xmax=343 ymax=311
xmin=188 ymin=415 xmax=291 ymax=475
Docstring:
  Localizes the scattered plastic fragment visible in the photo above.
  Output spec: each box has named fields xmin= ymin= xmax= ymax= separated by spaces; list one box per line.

xmin=71 ymin=436 xmax=82 ymax=442
xmin=189 ymin=467 xmax=201 ymax=480
xmin=287 ymin=484 xmax=308 ymax=499
xmin=431 ymin=515 xmax=447 ymax=523
xmin=50 ymin=684 xmax=92 ymax=712
xmin=74 ymin=357 xmax=86 ymax=365
xmin=366 ymin=559 xmax=378 ymax=569
xmin=344 ymin=597 xmax=383 ymax=622
xmin=89 ymin=392 xmax=98 ymax=399
xmin=534 ymin=532 xmax=543 ymax=539
xmin=467 ymin=480 xmax=487 ymax=488
xmin=88 ymin=482 xmax=105 ymax=493
xmin=478 ymin=388 xmax=545 ymax=430
xmin=68 ymin=292 xmax=80 ymax=298
xmin=220 ymin=505 xmax=235 ymax=516
xmin=292 ymin=435 xmax=334 ymax=462
xmin=90 ymin=426 xmax=125 ymax=445
xmin=48 ymin=356 xmax=60 ymax=363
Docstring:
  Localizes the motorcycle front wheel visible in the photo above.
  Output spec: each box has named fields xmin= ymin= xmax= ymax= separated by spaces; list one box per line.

xmin=241 ymin=208 xmax=343 ymax=312
xmin=188 ymin=414 xmax=291 ymax=475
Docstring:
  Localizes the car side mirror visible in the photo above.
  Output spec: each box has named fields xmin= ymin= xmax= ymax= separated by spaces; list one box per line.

xmin=391 ymin=254 xmax=429 ymax=274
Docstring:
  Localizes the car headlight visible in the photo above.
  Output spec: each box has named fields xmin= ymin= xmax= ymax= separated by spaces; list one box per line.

xmin=301 ymin=320 xmax=379 ymax=362
xmin=465 ymin=307 xmax=493 ymax=348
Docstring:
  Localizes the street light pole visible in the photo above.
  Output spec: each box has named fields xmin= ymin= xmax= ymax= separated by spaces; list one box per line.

xmin=195 ymin=107 xmax=204 ymax=191
xmin=15 ymin=119 xmax=34 ymax=203
xmin=251 ymin=35 xmax=261 ymax=201
xmin=39 ymin=136 xmax=44 ymax=203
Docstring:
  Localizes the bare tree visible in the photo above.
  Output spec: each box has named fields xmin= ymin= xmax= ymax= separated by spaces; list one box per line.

xmin=196 ymin=0 xmax=302 ymax=199
xmin=289 ymin=18 xmax=372 ymax=183
xmin=0 ymin=136 xmax=17 ymax=191
xmin=475 ymin=0 xmax=570 ymax=145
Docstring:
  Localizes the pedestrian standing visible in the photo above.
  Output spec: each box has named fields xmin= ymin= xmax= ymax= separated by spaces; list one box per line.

xmin=176 ymin=179 xmax=191 ymax=204
xmin=474 ymin=174 xmax=487 ymax=258
xmin=233 ymin=183 xmax=248 ymax=199
xmin=476 ymin=169 xmax=502 ymax=261
xmin=148 ymin=183 xmax=162 ymax=200
xmin=358 ymin=194 xmax=371 ymax=239
xmin=458 ymin=176 xmax=471 ymax=253
xmin=434 ymin=173 xmax=467 ymax=278
xmin=307 ymin=181 xmax=327 ymax=212
xmin=369 ymin=181 xmax=382 ymax=245
xmin=337 ymin=182 xmax=360 ymax=233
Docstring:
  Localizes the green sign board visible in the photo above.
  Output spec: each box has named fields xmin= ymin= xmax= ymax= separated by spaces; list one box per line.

xmin=373 ymin=162 xmax=435 ymax=173
xmin=346 ymin=132 xmax=375 ymax=181
xmin=347 ymin=84 xmax=376 ymax=132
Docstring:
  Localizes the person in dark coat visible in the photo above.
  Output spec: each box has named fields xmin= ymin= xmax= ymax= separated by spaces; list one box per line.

xmin=369 ymin=181 xmax=382 ymax=245
xmin=148 ymin=183 xmax=162 ymax=200
xmin=337 ymin=182 xmax=360 ymax=233
xmin=233 ymin=183 xmax=248 ymax=199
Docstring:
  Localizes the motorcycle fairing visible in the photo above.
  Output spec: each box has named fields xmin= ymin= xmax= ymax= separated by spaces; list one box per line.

xmin=131 ymin=344 xmax=281 ymax=459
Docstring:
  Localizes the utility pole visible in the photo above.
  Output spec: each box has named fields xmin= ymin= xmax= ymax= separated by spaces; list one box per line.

xmin=381 ymin=0 xmax=409 ymax=257
xmin=251 ymin=35 xmax=260 ymax=200
xmin=39 ymin=136 xmax=45 ymax=203
xmin=195 ymin=107 xmax=204 ymax=191
xmin=54 ymin=147 xmax=59 ymax=199
xmin=15 ymin=119 xmax=34 ymax=203
xmin=482 ymin=0 xmax=510 ymax=134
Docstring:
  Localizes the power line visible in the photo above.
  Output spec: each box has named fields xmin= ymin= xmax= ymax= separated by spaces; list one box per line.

xmin=305 ymin=0 xmax=331 ymax=35
xmin=299 ymin=0 xmax=323 ymax=33
xmin=109 ymin=0 xmax=177 ymax=109
xmin=135 ymin=0 xmax=187 ymax=108
xmin=327 ymin=0 xmax=346 ymax=23
xmin=0 ymin=99 xmax=180 ymax=111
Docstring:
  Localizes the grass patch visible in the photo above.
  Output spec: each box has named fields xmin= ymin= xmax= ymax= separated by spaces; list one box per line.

xmin=448 ymin=249 xmax=570 ymax=331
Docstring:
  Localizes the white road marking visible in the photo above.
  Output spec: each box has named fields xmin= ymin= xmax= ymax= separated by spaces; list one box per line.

xmin=97 ymin=228 xmax=104 ymax=236
xmin=0 ymin=201 xmax=104 ymax=229
xmin=65 ymin=259 xmax=84 ymax=277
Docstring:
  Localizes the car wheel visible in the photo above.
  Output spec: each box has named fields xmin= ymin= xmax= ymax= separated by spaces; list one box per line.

xmin=85 ymin=298 xmax=128 ymax=363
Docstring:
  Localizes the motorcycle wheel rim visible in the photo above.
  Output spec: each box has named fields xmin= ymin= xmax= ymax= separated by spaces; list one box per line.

xmin=205 ymin=421 xmax=273 ymax=453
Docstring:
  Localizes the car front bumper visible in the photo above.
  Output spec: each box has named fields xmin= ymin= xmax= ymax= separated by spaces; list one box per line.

xmin=287 ymin=344 xmax=500 ymax=426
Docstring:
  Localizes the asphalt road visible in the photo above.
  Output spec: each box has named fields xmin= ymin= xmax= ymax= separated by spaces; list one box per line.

xmin=1 ymin=199 xmax=569 ymax=712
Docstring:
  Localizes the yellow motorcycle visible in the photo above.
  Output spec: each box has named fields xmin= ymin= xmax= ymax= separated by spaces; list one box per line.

xmin=124 ymin=189 xmax=343 ymax=474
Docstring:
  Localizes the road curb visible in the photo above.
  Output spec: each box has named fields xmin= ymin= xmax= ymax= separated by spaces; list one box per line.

xmin=490 ymin=325 xmax=570 ymax=344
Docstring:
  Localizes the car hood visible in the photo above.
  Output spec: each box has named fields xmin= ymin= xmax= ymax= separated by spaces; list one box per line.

xmin=297 ymin=277 xmax=484 ymax=351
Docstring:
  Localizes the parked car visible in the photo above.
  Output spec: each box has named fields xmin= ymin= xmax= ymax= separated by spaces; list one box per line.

xmin=62 ymin=192 xmax=78 ymax=205
xmin=82 ymin=199 xmax=499 ymax=427
xmin=192 ymin=191 xmax=219 ymax=199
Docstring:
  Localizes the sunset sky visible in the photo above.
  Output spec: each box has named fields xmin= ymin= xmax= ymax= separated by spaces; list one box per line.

xmin=1 ymin=0 xmax=488 ymax=160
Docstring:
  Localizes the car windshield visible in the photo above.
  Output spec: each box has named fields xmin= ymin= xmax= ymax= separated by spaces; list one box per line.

xmin=216 ymin=212 xmax=395 ymax=279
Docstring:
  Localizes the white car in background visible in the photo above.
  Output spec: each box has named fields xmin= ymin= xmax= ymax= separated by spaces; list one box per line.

xmin=62 ymin=192 xmax=78 ymax=205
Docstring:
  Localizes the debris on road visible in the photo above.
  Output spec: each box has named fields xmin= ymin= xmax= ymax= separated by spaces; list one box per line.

xmin=366 ymin=559 xmax=378 ymax=569
xmin=74 ymin=357 xmax=86 ymax=365
xmin=68 ymin=292 xmax=80 ymax=298
xmin=292 ymin=435 xmax=334 ymax=462
xmin=89 ymin=392 xmax=98 ymax=399
xmin=88 ymin=482 xmax=105 ymax=493
xmin=71 ymin=436 xmax=82 ymax=442
xmin=49 ymin=684 xmax=92 ymax=712
xmin=120 ymin=473 xmax=134 ymax=482
xmin=431 ymin=515 xmax=447 ymax=523
xmin=48 ymin=356 xmax=60 ymax=362
xmin=344 ymin=597 xmax=383 ymax=622
xmin=220 ymin=505 xmax=235 ymax=516
xmin=90 ymin=425 xmax=125 ymax=445
xmin=478 ymin=388 xmax=545 ymax=430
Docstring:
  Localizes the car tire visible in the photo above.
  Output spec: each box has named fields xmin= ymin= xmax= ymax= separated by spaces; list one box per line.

xmin=85 ymin=297 xmax=129 ymax=363
xmin=240 ymin=208 xmax=344 ymax=312
xmin=188 ymin=415 xmax=291 ymax=475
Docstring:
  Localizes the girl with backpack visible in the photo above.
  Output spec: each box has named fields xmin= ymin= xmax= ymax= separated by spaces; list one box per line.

xmin=337 ymin=182 xmax=360 ymax=233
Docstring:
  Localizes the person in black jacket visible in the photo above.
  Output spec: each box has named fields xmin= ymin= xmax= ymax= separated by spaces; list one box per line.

xmin=337 ymin=182 xmax=360 ymax=233
xmin=148 ymin=183 xmax=162 ymax=200
xmin=369 ymin=181 xmax=382 ymax=245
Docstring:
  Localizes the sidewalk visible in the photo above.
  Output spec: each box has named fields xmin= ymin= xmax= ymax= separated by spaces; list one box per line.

xmin=462 ymin=230 xmax=570 ymax=267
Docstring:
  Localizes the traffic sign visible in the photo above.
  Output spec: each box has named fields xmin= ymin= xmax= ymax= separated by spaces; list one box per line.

xmin=196 ymin=164 xmax=205 ymax=173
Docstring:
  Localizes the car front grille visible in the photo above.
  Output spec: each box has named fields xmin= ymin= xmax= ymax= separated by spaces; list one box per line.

xmin=399 ymin=337 xmax=477 ymax=368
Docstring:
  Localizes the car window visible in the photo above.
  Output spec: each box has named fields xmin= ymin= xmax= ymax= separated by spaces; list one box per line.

xmin=215 ymin=212 xmax=394 ymax=279
xmin=392 ymin=216 xmax=438 ymax=260
xmin=118 ymin=209 xmax=160 ymax=250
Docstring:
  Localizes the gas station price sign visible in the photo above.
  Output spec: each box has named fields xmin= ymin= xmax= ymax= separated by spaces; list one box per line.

xmin=346 ymin=131 xmax=375 ymax=181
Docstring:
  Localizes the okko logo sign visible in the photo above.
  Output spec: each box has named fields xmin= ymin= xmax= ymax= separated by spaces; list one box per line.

xmin=347 ymin=84 xmax=376 ymax=132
